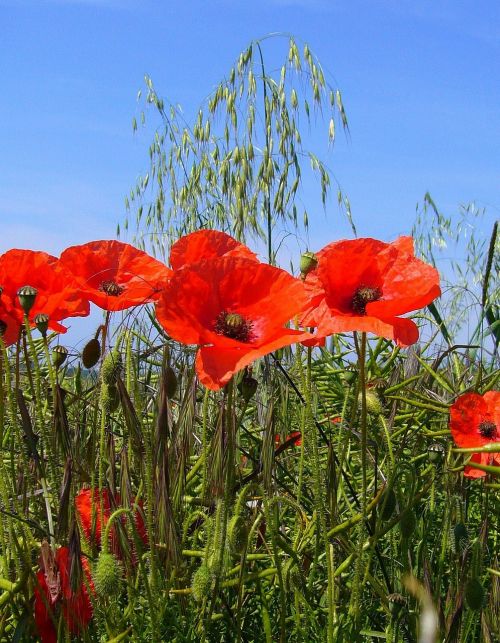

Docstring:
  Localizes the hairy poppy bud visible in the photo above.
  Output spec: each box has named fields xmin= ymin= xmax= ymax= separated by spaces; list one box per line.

xmin=238 ymin=375 xmax=258 ymax=402
xmin=17 ymin=285 xmax=37 ymax=315
xmin=82 ymin=338 xmax=101 ymax=369
xmin=101 ymin=384 xmax=120 ymax=414
xmin=300 ymin=251 xmax=318 ymax=278
xmin=400 ymin=509 xmax=416 ymax=539
xmin=358 ymin=390 xmax=383 ymax=415
xmin=93 ymin=552 xmax=122 ymax=598
xmin=378 ymin=488 xmax=397 ymax=521
xmin=101 ymin=350 xmax=122 ymax=385
xmin=451 ymin=523 xmax=469 ymax=555
xmin=164 ymin=365 xmax=178 ymax=398
xmin=228 ymin=514 xmax=249 ymax=555
xmin=191 ymin=565 xmax=213 ymax=603
xmin=465 ymin=577 xmax=484 ymax=611
xmin=34 ymin=313 xmax=49 ymax=337
xmin=428 ymin=443 xmax=445 ymax=464
xmin=52 ymin=345 xmax=68 ymax=369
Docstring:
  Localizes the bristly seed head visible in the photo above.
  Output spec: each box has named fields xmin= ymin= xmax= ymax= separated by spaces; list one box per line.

xmin=214 ymin=310 xmax=253 ymax=342
xmin=479 ymin=421 xmax=497 ymax=439
xmin=351 ymin=286 xmax=382 ymax=315
xmin=99 ymin=280 xmax=124 ymax=297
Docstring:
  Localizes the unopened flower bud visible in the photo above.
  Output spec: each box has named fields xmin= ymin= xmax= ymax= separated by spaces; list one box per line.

xmin=17 ymin=285 xmax=37 ymax=315
xmin=238 ymin=375 xmax=258 ymax=402
xmin=165 ymin=365 xmax=178 ymax=398
xmin=81 ymin=338 xmax=101 ymax=369
xmin=465 ymin=577 xmax=484 ymax=611
xmin=93 ymin=551 xmax=122 ymax=598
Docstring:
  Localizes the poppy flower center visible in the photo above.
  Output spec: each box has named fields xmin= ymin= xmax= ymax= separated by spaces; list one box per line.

xmin=214 ymin=310 xmax=253 ymax=342
xmin=479 ymin=421 xmax=497 ymax=439
xmin=0 ymin=320 xmax=6 ymax=336
xmin=99 ymin=280 xmax=124 ymax=297
xmin=351 ymin=286 xmax=382 ymax=315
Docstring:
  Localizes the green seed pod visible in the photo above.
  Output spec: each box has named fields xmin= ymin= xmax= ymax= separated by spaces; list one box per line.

xmin=451 ymin=523 xmax=469 ymax=555
xmin=52 ymin=345 xmax=68 ymax=369
xmin=81 ymin=338 xmax=101 ymax=369
xmin=379 ymin=488 xmax=397 ymax=521
xmin=164 ymin=366 xmax=178 ymax=398
xmin=100 ymin=350 xmax=122 ymax=385
xmin=238 ymin=375 xmax=258 ymax=402
xmin=299 ymin=251 xmax=318 ymax=278
xmin=227 ymin=515 xmax=249 ymax=555
xmin=93 ymin=552 xmax=122 ymax=598
xmin=428 ymin=443 xmax=445 ymax=464
xmin=400 ymin=509 xmax=417 ymax=539
xmin=465 ymin=578 xmax=484 ymax=611
xmin=191 ymin=565 xmax=213 ymax=603
xmin=387 ymin=593 xmax=406 ymax=617
xmin=17 ymin=285 xmax=37 ymax=315
xmin=34 ymin=313 xmax=49 ymax=337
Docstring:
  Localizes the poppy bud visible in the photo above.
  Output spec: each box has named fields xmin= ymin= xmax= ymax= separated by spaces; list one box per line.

xmin=228 ymin=514 xmax=249 ymax=555
xmin=165 ymin=366 xmax=178 ymax=398
xmin=451 ymin=523 xmax=469 ymax=555
xmin=378 ymin=488 xmax=397 ymax=521
xmin=81 ymin=338 xmax=101 ymax=369
xmin=387 ymin=593 xmax=406 ymax=617
xmin=191 ymin=564 xmax=213 ymax=603
xmin=400 ymin=509 xmax=416 ymax=539
xmin=17 ymin=285 xmax=37 ymax=315
xmin=358 ymin=390 xmax=383 ymax=415
xmin=428 ymin=443 xmax=445 ymax=464
xmin=464 ymin=577 xmax=484 ymax=611
xmin=101 ymin=384 xmax=120 ymax=414
xmin=300 ymin=251 xmax=318 ymax=278
xmin=52 ymin=345 xmax=68 ymax=369
xmin=34 ymin=313 xmax=49 ymax=337
xmin=93 ymin=551 xmax=122 ymax=599
xmin=101 ymin=350 xmax=122 ymax=385
xmin=238 ymin=375 xmax=258 ymax=401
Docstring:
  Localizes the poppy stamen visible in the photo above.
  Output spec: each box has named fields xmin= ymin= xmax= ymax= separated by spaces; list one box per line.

xmin=99 ymin=280 xmax=124 ymax=297
xmin=214 ymin=310 xmax=253 ymax=342
xmin=479 ymin=421 xmax=497 ymax=439
xmin=351 ymin=286 xmax=382 ymax=315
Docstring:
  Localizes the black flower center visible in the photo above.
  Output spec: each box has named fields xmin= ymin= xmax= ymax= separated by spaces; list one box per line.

xmin=351 ymin=286 xmax=382 ymax=315
xmin=214 ymin=311 xmax=253 ymax=342
xmin=99 ymin=280 xmax=124 ymax=297
xmin=0 ymin=320 xmax=6 ymax=336
xmin=479 ymin=421 xmax=497 ymax=440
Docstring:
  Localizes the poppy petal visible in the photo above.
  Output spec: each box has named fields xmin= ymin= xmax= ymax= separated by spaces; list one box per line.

xmin=169 ymin=229 xmax=258 ymax=270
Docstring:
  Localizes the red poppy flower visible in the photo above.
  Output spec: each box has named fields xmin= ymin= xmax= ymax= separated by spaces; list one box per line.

xmin=0 ymin=298 xmax=21 ymax=346
xmin=75 ymin=488 xmax=148 ymax=550
xmin=59 ymin=240 xmax=172 ymax=312
xmin=0 ymin=249 xmax=89 ymax=333
xmin=155 ymin=257 xmax=312 ymax=390
xmin=450 ymin=391 xmax=500 ymax=478
xmin=301 ymin=237 xmax=441 ymax=346
xmin=34 ymin=546 xmax=93 ymax=643
xmin=169 ymin=229 xmax=258 ymax=270
xmin=275 ymin=431 xmax=302 ymax=448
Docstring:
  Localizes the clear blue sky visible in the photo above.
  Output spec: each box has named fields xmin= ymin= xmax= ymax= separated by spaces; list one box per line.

xmin=1 ymin=0 xmax=498 ymax=260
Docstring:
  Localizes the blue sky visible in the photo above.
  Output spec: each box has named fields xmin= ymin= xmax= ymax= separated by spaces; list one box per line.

xmin=0 ymin=0 xmax=498 ymax=261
